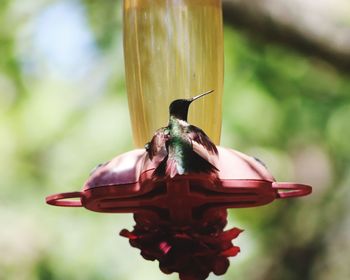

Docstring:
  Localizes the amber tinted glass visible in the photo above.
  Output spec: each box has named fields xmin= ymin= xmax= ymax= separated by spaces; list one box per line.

xmin=124 ymin=0 xmax=223 ymax=147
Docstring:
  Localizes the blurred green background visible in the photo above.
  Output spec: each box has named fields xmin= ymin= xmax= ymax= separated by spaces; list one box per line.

xmin=1 ymin=0 xmax=349 ymax=279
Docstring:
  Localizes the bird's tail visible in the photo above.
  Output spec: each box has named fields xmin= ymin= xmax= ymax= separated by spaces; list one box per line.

xmin=153 ymin=154 xmax=168 ymax=177
xmin=153 ymin=154 xmax=179 ymax=178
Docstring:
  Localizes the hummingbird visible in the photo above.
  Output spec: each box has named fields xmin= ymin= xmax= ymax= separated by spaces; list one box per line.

xmin=146 ymin=90 xmax=219 ymax=178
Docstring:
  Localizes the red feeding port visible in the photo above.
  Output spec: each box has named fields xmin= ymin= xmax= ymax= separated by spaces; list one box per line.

xmin=46 ymin=146 xmax=311 ymax=279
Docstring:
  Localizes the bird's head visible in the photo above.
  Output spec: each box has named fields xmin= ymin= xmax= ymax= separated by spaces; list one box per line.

xmin=169 ymin=89 xmax=214 ymax=121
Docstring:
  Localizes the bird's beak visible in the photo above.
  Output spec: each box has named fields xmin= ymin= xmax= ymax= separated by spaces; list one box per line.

xmin=190 ymin=89 xmax=214 ymax=102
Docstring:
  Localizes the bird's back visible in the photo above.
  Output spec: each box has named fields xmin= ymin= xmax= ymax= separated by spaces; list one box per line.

xmin=150 ymin=117 xmax=218 ymax=177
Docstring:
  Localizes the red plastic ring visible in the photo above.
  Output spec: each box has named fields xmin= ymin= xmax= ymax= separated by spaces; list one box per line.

xmin=273 ymin=182 xmax=312 ymax=199
xmin=46 ymin=191 xmax=83 ymax=207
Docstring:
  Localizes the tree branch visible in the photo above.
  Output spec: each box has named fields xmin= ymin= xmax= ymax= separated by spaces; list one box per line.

xmin=223 ymin=0 xmax=350 ymax=72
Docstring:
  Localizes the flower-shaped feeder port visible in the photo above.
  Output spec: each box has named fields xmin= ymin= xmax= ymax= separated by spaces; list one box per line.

xmin=46 ymin=146 xmax=311 ymax=280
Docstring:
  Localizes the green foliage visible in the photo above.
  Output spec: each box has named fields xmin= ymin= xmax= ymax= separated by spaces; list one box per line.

xmin=82 ymin=0 xmax=122 ymax=50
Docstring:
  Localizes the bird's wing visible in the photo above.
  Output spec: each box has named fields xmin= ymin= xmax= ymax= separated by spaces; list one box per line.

xmin=186 ymin=125 xmax=219 ymax=170
xmin=146 ymin=127 xmax=168 ymax=161
xmin=187 ymin=125 xmax=218 ymax=155
xmin=191 ymin=141 xmax=219 ymax=172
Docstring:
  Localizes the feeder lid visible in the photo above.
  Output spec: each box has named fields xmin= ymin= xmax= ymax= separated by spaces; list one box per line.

xmin=46 ymin=146 xmax=312 ymax=212
xmin=85 ymin=147 xmax=274 ymax=189
xmin=215 ymin=147 xmax=275 ymax=181
xmin=84 ymin=149 xmax=147 ymax=189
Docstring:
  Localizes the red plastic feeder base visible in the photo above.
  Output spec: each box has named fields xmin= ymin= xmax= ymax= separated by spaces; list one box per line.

xmin=46 ymin=147 xmax=311 ymax=224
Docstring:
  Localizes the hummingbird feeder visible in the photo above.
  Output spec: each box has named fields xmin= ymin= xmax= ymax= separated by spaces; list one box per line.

xmin=46 ymin=1 xmax=312 ymax=279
